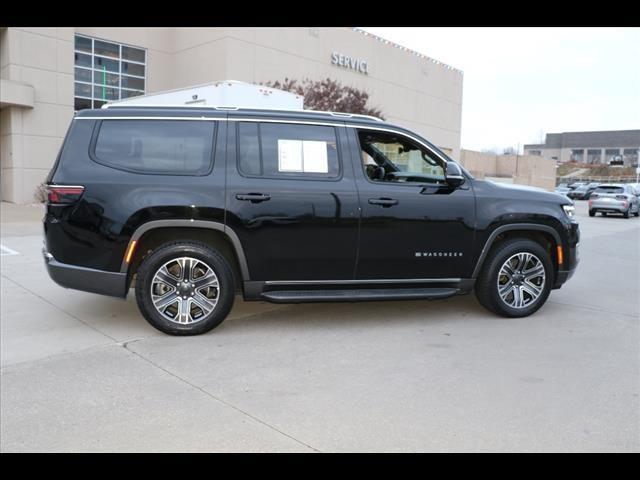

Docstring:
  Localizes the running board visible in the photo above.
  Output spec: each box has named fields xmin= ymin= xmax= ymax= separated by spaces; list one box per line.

xmin=260 ymin=287 xmax=459 ymax=303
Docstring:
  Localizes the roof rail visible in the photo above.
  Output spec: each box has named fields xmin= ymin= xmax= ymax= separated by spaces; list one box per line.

xmin=101 ymin=104 xmax=383 ymax=121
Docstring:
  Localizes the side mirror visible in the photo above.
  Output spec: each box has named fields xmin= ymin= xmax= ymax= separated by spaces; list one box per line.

xmin=445 ymin=162 xmax=465 ymax=188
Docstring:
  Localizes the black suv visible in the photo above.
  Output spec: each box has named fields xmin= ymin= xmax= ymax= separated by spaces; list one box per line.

xmin=43 ymin=106 xmax=579 ymax=335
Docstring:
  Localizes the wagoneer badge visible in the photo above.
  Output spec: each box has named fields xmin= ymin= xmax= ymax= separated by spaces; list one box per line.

xmin=415 ymin=252 xmax=463 ymax=257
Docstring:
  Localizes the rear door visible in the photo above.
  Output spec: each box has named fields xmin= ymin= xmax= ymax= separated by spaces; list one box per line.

xmin=225 ymin=117 xmax=360 ymax=281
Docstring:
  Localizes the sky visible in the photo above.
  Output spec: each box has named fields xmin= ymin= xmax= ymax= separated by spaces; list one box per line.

xmin=360 ymin=27 xmax=640 ymax=153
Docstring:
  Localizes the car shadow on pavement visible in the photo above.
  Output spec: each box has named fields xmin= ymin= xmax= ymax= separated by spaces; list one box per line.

xmin=75 ymin=291 xmax=496 ymax=338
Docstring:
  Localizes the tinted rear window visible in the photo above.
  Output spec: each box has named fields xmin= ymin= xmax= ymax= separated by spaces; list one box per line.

xmin=93 ymin=120 xmax=215 ymax=175
xmin=595 ymin=186 xmax=624 ymax=194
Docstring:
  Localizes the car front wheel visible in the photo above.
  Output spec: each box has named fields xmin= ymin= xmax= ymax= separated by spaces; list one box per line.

xmin=135 ymin=241 xmax=235 ymax=335
xmin=475 ymin=238 xmax=553 ymax=318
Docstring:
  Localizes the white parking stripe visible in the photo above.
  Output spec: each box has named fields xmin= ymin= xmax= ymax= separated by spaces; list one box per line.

xmin=0 ymin=245 xmax=20 ymax=256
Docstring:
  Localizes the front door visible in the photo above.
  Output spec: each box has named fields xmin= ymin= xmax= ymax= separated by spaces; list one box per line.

xmin=226 ymin=119 xmax=360 ymax=281
xmin=348 ymin=127 xmax=476 ymax=280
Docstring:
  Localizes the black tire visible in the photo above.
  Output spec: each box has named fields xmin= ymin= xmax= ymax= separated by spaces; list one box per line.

xmin=135 ymin=241 xmax=235 ymax=335
xmin=623 ymin=208 xmax=630 ymax=219
xmin=588 ymin=210 xmax=596 ymax=217
xmin=634 ymin=208 xmax=639 ymax=217
xmin=475 ymin=238 xmax=553 ymax=318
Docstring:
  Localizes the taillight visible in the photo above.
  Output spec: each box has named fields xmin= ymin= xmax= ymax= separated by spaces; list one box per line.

xmin=46 ymin=185 xmax=85 ymax=205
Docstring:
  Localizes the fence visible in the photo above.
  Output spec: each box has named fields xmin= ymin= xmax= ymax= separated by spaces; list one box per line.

xmin=557 ymin=176 xmax=639 ymax=186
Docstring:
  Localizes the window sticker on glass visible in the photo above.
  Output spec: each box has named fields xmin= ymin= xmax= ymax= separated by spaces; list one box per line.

xmin=302 ymin=141 xmax=329 ymax=173
xmin=278 ymin=139 xmax=303 ymax=172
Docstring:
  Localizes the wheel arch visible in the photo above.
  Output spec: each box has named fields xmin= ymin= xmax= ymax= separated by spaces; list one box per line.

xmin=121 ymin=220 xmax=250 ymax=287
xmin=472 ymin=223 xmax=561 ymax=279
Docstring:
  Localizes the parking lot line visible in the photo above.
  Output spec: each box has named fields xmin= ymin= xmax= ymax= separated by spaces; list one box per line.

xmin=0 ymin=245 xmax=20 ymax=256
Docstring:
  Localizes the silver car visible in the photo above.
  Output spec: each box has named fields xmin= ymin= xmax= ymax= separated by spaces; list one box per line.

xmin=588 ymin=184 xmax=640 ymax=218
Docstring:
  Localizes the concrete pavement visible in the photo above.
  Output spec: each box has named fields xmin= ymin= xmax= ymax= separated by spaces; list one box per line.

xmin=1 ymin=201 xmax=638 ymax=452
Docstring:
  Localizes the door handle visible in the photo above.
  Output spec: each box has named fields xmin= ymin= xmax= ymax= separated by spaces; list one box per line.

xmin=236 ymin=193 xmax=271 ymax=203
xmin=368 ymin=197 xmax=398 ymax=207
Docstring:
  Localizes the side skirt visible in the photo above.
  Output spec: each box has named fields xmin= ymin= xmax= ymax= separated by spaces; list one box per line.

xmin=243 ymin=279 xmax=475 ymax=303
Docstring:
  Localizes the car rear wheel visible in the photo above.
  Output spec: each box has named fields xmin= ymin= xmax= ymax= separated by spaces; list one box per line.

xmin=589 ymin=210 xmax=595 ymax=217
xmin=135 ymin=241 xmax=235 ymax=335
xmin=475 ymin=238 xmax=553 ymax=318
xmin=623 ymin=208 xmax=630 ymax=218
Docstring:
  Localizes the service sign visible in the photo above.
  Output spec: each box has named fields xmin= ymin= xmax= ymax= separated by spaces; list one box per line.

xmin=331 ymin=52 xmax=369 ymax=75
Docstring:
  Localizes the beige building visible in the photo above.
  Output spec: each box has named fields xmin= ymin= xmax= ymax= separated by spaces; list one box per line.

xmin=459 ymin=149 xmax=556 ymax=191
xmin=0 ymin=27 xmax=463 ymax=204
xmin=524 ymin=130 xmax=640 ymax=166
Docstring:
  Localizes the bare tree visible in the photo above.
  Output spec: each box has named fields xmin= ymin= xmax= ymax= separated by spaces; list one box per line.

xmin=481 ymin=147 xmax=500 ymax=155
xmin=264 ymin=78 xmax=384 ymax=119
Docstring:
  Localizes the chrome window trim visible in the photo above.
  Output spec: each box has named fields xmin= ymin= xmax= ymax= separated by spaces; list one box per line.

xmin=77 ymin=116 xmax=220 ymax=121
xmin=74 ymin=117 xmax=452 ymax=165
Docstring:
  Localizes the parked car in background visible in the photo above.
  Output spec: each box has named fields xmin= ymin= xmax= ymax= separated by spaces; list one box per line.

xmin=588 ymin=184 xmax=640 ymax=218
xmin=568 ymin=183 xmax=600 ymax=200
xmin=568 ymin=181 xmax=586 ymax=190
xmin=555 ymin=186 xmax=572 ymax=198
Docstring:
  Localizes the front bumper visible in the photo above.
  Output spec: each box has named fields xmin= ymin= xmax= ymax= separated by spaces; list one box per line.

xmin=552 ymin=221 xmax=580 ymax=289
xmin=43 ymin=249 xmax=128 ymax=298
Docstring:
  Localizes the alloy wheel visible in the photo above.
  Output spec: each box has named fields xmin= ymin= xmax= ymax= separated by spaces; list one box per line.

xmin=150 ymin=257 xmax=220 ymax=324
xmin=496 ymin=252 xmax=546 ymax=309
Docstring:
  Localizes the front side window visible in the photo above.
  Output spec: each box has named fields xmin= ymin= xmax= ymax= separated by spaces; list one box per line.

xmin=237 ymin=122 xmax=340 ymax=179
xmin=93 ymin=120 xmax=215 ymax=175
xmin=74 ymin=35 xmax=146 ymax=111
xmin=357 ymin=129 xmax=445 ymax=184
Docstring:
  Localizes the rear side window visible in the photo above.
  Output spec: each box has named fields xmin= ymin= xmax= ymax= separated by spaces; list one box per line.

xmin=93 ymin=120 xmax=215 ymax=175
xmin=237 ymin=122 xmax=340 ymax=179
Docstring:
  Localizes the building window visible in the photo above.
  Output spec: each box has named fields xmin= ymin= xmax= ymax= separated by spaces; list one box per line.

xmin=528 ymin=150 xmax=541 ymax=156
xmin=623 ymin=148 xmax=639 ymax=166
xmin=570 ymin=149 xmax=584 ymax=162
xmin=74 ymin=35 xmax=146 ymax=111
xmin=604 ymin=148 xmax=621 ymax=163
xmin=587 ymin=149 xmax=602 ymax=164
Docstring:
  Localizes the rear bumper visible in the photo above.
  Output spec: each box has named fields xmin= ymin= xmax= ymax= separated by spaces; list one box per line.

xmin=43 ymin=249 xmax=128 ymax=298
xmin=589 ymin=200 xmax=628 ymax=212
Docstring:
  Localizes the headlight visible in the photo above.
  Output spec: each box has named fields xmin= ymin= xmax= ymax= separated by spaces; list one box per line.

xmin=562 ymin=204 xmax=575 ymax=219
